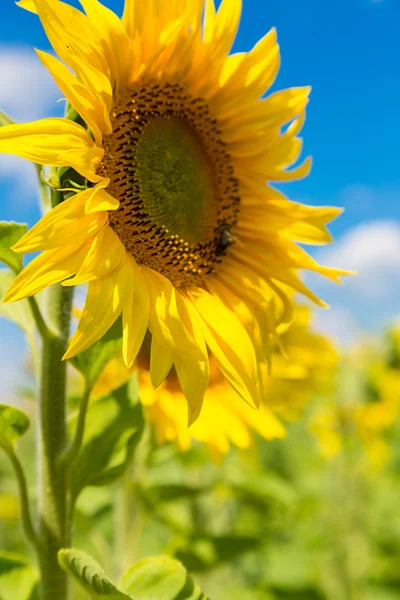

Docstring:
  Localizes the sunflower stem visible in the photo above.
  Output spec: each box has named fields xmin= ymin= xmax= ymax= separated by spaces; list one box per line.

xmin=37 ymin=283 xmax=73 ymax=600
xmin=27 ymin=296 xmax=50 ymax=341
xmin=59 ymin=384 xmax=92 ymax=468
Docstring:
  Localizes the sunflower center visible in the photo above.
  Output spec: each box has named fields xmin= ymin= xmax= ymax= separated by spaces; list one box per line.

xmin=101 ymin=80 xmax=240 ymax=288
xmin=136 ymin=117 xmax=215 ymax=245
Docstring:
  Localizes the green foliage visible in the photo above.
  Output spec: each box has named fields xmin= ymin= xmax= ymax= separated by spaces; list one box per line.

xmin=58 ymin=551 xmax=207 ymax=600
xmin=58 ymin=549 xmax=130 ymax=599
xmin=226 ymin=466 xmax=297 ymax=510
xmin=0 ymin=221 xmax=27 ymax=272
xmin=142 ymin=483 xmax=207 ymax=504
xmin=70 ymin=318 xmax=123 ymax=389
xmin=70 ymin=382 xmax=144 ymax=500
xmin=0 ymin=271 xmax=39 ymax=351
xmin=0 ymin=405 xmax=30 ymax=452
xmin=176 ymin=535 xmax=261 ymax=573
xmin=119 ymin=555 xmax=207 ymax=600
xmin=0 ymin=552 xmax=38 ymax=600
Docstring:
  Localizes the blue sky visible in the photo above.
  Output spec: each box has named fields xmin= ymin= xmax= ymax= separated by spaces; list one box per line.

xmin=0 ymin=0 xmax=399 ymax=395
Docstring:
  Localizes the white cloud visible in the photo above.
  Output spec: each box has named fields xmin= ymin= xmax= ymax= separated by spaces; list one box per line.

xmin=312 ymin=306 xmax=360 ymax=347
xmin=316 ymin=220 xmax=400 ymax=300
xmin=0 ymin=155 xmax=38 ymax=202
xmin=0 ymin=45 xmax=62 ymax=210
xmin=0 ymin=45 xmax=61 ymax=122
xmin=307 ymin=220 xmax=400 ymax=343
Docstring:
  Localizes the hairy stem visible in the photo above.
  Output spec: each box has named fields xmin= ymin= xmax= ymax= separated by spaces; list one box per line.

xmin=60 ymin=385 xmax=91 ymax=468
xmin=37 ymin=283 xmax=73 ymax=600
xmin=27 ymin=296 xmax=49 ymax=341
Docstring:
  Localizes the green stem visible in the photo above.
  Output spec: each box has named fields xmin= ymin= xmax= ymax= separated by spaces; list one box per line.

xmin=2 ymin=446 xmax=40 ymax=552
xmin=28 ymin=296 xmax=50 ymax=341
xmin=37 ymin=283 xmax=73 ymax=600
xmin=60 ymin=385 xmax=92 ymax=468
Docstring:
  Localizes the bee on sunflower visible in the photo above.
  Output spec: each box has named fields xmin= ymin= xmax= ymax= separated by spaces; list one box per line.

xmin=1 ymin=0 xmax=347 ymax=422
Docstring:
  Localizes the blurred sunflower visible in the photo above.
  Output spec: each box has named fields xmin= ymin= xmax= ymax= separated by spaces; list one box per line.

xmin=310 ymin=338 xmax=400 ymax=469
xmin=91 ymin=304 xmax=337 ymax=461
xmin=262 ymin=304 xmax=338 ymax=420
xmin=1 ymin=0 xmax=346 ymax=422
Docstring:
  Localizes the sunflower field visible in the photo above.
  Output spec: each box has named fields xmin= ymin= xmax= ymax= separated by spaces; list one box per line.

xmin=0 ymin=0 xmax=399 ymax=599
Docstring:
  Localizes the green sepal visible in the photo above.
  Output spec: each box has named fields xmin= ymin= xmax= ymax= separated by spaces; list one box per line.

xmin=0 ymin=271 xmax=41 ymax=352
xmin=0 ymin=109 xmax=14 ymax=127
xmin=0 ymin=404 xmax=30 ymax=452
xmin=0 ymin=221 xmax=27 ymax=272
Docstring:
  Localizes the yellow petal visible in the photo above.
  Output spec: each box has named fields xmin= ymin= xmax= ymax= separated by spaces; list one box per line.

xmin=175 ymin=354 xmax=209 ymax=426
xmin=176 ymin=293 xmax=208 ymax=358
xmin=17 ymin=0 xmax=36 ymax=12
xmin=36 ymin=50 xmax=110 ymax=145
xmin=203 ymin=0 xmax=217 ymax=44
xmin=191 ymin=289 xmax=261 ymax=409
xmin=68 ymin=54 xmax=113 ymax=115
xmin=0 ymin=119 xmax=103 ymax=182
xmin=122 ymin=0 xmax=137 ymax=39
xmin=222 ymin=87 xmax=311 ymax=143
xmin=3 ymin=244 xmax=89 ymax=303
xmin=79 ymin=0 xmax=133 ymax=90
xmin=63 ymin=256 xmax=132 ymax=359
xmin=250 ymin=405 xmax=286 ymax=440
xmin=205 ymin=0 xmax=241 ymax=58
xmin=122 ymin=260 xmax=150 ymax=367
xmin=143 ymin=268 xmax=205 ymax=360
xmin=36 ymin=212 xmax=107 ymax=252
xmin=84 ymin=184 xmax=119 ymax=213
xmin=150 ymin=337 xmax=174 ymax=388
xmin=12 ymin=182 xmax=110 ymax=253
xmin=236 ymin=155 xmax=312 ymax=184
xmin=62 ymin=225 xmax=125 ymax=286
xmin=32 ymin=0 xmax=110 ymax=80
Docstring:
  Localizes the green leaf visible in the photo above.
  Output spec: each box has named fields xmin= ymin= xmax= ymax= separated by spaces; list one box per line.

xmin=0 ymin=405 xmax=30 ymax=451
xmin=176 ymin=535 xmax=261 ymax=573
xmin=70 ymin=318 xmax=123 ymax=388
xmin=58 ymin=549 xmax=131 ymax=599
xmin=0 ymin=109 xmax=14 ymax=127
xmin=227 ymin=467 xmax=296 ymax=510
xmin=0 ymin=552 xmax=39 ymax=600
xmin=0 ymin=271 xmax=39 ymax=351
xmin=0 ymin=222 xmax=27 ymax=272
xmin=70 ymin=381 xmax=144 ymax=499
xmin=143 ymin=484 xmax=207 ymax=504
xmin=120 ymin=556 xmax=207 ymax=600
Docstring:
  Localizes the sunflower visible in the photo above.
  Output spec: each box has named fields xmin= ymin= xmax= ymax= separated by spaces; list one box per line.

xmin=1 ymin=0 xmax=346 ymax=423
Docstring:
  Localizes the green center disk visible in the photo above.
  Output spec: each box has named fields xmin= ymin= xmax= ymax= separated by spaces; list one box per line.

xmin=136 ymin=117 xmax=216 ymax=245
